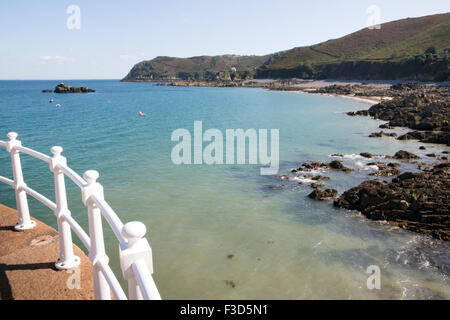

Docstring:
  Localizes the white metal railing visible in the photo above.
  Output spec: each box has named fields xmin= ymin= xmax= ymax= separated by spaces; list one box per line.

xmin=0 ymin=132 xmax=161 ymax=300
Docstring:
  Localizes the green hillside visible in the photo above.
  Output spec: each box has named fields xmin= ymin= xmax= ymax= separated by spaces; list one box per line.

xmin=261 ymin=12 xmax=450 ymax=68
xmin=122 ymin=54 xmax=272 ymax=81
xmin=123 ymin=12 xmax=450 ymax=82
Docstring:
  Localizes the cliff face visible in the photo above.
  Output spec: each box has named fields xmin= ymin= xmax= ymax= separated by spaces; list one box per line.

xmin=122 ymin=13 xmax=450 ymax=82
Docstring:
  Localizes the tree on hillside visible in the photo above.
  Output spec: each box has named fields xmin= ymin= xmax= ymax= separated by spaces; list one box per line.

xmin=425 ymin=46 xmax=437 ymax=55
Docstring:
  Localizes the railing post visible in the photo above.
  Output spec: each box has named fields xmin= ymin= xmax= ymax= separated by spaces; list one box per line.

xmin=82 ymin=170 xmax=111 ymax=300
xmin=6 ymin=132 xmax=36 ymax=231
xmin=120 ymin=221 xmax=156 ymax=300
xmin=50 ymin=146 xmax=80 ymax=270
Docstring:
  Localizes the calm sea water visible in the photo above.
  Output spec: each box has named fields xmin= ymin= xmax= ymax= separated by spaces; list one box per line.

xmin=0 ymin=80 xmax=448 ymax=299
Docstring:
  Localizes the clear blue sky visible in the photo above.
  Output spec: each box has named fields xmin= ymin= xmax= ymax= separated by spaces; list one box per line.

xmin=1 ymin=0 xmax=449 ymax=79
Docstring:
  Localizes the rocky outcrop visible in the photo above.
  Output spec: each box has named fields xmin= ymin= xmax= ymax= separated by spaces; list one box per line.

xmin=360 ymin=152 xmax=373 ymax=158
xmin=350 ymin=87 xmax=450 ymax=146
xmin=369 ymin=131 xmax=398 ymax=138
xmin=394 ymin=150 xmax=420 ymax=160
xmin=398 ymin=130 xmax=450 ymax=146
xmin=334 ymin=162 xmax=450 ymax=241
xmin=308 ymin=188 xmax=338 ymax=201
xmin=369 ymin=167 xmax=401 ymax=177
xmin=43 ymin=83 xmax=96 ymax=93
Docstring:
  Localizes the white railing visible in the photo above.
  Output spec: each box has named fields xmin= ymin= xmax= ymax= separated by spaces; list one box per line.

xmin=0 ymin=132 xmax=161 ymax=300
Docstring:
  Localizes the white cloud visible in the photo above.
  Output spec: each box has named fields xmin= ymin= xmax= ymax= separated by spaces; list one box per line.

xmin=39 ymin=56 xmax=75 ymax=64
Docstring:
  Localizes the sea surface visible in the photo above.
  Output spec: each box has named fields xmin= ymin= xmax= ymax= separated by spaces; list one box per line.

xmin=0 ymin=80 xmax=448 ymax=299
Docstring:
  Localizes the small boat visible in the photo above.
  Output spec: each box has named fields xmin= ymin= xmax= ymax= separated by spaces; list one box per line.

xmin=49 ymin=99 xmax=54 ymax=103
xmin=56 ymin=104 xmax=61 ymax=108
xmin=138 ymin=111 xmax=146 ymax=117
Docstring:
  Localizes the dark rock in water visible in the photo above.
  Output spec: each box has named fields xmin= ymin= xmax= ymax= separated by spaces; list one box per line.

xmin=443 ymin=151 xmax=449 ymax=154
xmin=311 ymin=175 xmax=331 ymax=181
xmin=379 ymin=123 xmax=393 ymax=129
xmin=367 ymin=162 xmax=385 ymax=167
xmin=334 ymin=162 xmax=450 ymax=241
xmin=387 ymin=162 xmax=401 ymax=168
xmin=346 ymin=110 xmax=369 ymax=116
xmin=51 ymin=83 xmax=96 ymax=93
xmin=299 ymin=160 xmax=353 ymax=173
xmin=367 ymin=162 xmax=401 ymax=170
xmin=329 ymin=160 xmax=344 ymax=169
xmin=419 ymin=146 xmax=426 ymax=150
xmin=394 ymin=150 xmax=420 ymax=160
xmin=331 ymin=153 xmax=344 ymax=157
xmin=369 ymin=131 xmax=397 ymax=138
xmin=308 ymin=188 xmax=338 ymax=201
xmin=398 ymin=131 xmax=450 ymax=146
xmin=426 ymin=153 xmax=437 ymax=158
xmin=369 ymin=167 xmax=401 ymax=177
xmin=360 ymin=152 xmax=373 ymax=158
xmin=329 ymin=160 xmax=353 ymax=173
xmin=42 ymin=89 xmax=53 ymax=93
xmin=302 ymin=161 xmax=327 ymax=170
xmin=310 ymin=183 xmax=325 ymax=189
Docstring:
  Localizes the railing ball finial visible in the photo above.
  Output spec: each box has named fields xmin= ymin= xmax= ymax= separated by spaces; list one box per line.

xmin=51 ymin=146 xmax=63 ymax=156
xmin=122 ymin=221 xmax=147 ymax=246
xmin=83 ymin=170 xmax=99 ymax=184
xmin=7 ymin=132 xmax=18 ymax=141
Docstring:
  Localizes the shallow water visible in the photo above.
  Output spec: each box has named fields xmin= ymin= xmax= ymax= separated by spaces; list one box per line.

xmin=0 ymin=80 xmax=448 ymax=299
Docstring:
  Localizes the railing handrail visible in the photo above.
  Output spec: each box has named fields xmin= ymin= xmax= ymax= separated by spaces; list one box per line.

xmin=0 ymin=132 xmax=161 ymax=300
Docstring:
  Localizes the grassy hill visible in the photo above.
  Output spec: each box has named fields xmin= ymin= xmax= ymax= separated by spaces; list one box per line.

xmin=122 ymin=54 xmax=272 ymax=81
xmin=123 ymin=12 xmax=450 ymax=82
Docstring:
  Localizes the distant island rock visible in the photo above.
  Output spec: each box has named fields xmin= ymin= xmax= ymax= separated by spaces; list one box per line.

xmin=42 ymin=83 xmax=95 ymax=93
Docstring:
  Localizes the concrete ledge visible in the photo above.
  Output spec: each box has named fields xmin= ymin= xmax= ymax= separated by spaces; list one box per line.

xmin=0 ymin=204 xmax=94 ymax=300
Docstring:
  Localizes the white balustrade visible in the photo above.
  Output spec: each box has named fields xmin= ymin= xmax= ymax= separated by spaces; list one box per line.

xmin=0 ymin=132 xmax=161 ymax=300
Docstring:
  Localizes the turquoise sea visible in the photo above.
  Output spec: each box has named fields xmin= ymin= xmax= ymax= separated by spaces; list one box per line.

xmin=0 ymin=80 xmax=448 ymax=299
